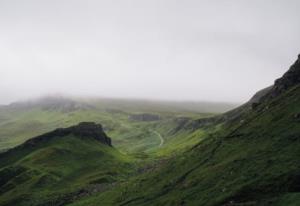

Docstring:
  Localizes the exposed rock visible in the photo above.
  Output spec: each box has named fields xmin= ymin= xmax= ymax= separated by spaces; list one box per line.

xmin=248 ymin=86 xmax=273 ymax=108
xmin=129 ymin=113 xmax=161 ymax=121
xmin=170 ymin=117 xmax=193 ymax=134
xmin=262 ymin=54 xmax=300 ymax=101
xmin=23 ymin=122 xmax=112 ymax=147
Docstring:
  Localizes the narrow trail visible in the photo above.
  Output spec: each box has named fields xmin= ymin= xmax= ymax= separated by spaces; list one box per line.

xmin=152 ymin=130 xmax=164 ymax=147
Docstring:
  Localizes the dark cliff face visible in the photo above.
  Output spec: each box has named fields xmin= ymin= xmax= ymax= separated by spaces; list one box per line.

xmin=263 ymin=54 xmax=300 ymax=100
xmin=24 ymin=122 xmax=112 ymax=147
xmin=275 ymin=54 xmax=300 ymax=88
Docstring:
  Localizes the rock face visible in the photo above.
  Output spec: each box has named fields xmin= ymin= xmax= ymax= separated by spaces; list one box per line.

xmin=263 ymin=54 xmax=300 ymax=100
xmin=129 ymin=113 xmax=161 ymax=121
xmin=248 ymin=86 xmax=273 ymax=105
xmin=24 ymin=122 xmax=112 ymax=147
xmin=247 ymin=54 xmax=300 ymax=107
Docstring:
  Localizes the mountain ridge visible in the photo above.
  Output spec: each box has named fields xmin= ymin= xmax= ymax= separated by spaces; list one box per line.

xmin=188 ymin=54 xmax=300 ymax=129
xmin=22 ymin=122 xmax=112 ymax=148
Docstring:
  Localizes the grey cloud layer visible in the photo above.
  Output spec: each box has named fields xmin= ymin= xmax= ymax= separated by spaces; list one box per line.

xmin=0 ymin=0 xmax=299 ymax=104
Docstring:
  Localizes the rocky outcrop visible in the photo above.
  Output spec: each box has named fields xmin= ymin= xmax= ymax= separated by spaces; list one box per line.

xmin=24 ymin=122 xmax=112 ymax=147
xmin=192 ymin=54 xmax=300 ymax=129
xmin=248 ymin=86 xmax=273 ymax=105
xmin=129 ymin=113 xmax=161 ymax=121
xmin=262 ymin=54 xmax=300 ymax=101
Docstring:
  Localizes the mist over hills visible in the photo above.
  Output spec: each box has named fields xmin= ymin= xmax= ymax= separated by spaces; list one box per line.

xmin=4 ymin=95 xmax=239 ymax=114
xmin=0 ymin=54 xmax=299 ymax=206
xmin=1 ymin=0 xmax=299 ymax=205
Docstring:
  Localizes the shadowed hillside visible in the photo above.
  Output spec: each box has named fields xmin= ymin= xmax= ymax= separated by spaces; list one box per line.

xmin=67 ymin=55 xmax=300 ymax=206
xmin=0 ymin=122 xmax=134 ymax=206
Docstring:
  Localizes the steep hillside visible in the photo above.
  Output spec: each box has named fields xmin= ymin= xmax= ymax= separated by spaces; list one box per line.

xmin=0 ymin=122 xmax=134 ymax=206
xmin=68 ymin=55 xmax=300 ymax=206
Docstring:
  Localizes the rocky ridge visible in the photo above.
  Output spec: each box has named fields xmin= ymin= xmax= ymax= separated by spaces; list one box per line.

xmin=188 ymin=54 xmax=300 ymax=130
xmin=21 ymin=122 xmax=112 ymax=148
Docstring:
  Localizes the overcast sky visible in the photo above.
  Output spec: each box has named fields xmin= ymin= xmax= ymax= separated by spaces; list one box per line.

xmin=0 ymin=0 xmax=299 ymax=104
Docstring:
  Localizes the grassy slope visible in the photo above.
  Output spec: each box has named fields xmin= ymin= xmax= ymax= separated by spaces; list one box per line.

xmin=0 ymin=101 xmax=219 ymax=206
xmin=0 ymin=134 xmax=134 ymax=206
xmin=69 ymin=86 xmax=300 ymax=206
xmin=0 ymin=100 xmax=216 ymax=153
xmin=1 ymin=79 xmax=299 ymax=206
xmin=0 ymin=99 xmax=218 ymax=205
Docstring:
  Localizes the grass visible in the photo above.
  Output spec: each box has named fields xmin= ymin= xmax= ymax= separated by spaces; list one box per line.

xmin=0 ymin=134 xmax=135 ymax=206
xmin=67 ymin=86 xmax=300 ymax=206
xmin=0 ymin=86 xmax=299 ymax=206
xmin=0 ymin=99 xmax=213 ymax=153
xmin=0 ymin=98 xmax=219 ymax=205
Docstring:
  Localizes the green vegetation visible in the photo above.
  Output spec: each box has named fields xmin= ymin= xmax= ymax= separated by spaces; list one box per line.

xmin=0 ymin=98 xmax=219 ymax=153
xmin=0 ymin=98 xmax=219 ymax=206
xmin=0 ymin=132 xmax=135 ymax=206
xmin=67 ymin=86 xmax=300 ymax=206
xmin=0 ymin=59 xmax=300 ymax=205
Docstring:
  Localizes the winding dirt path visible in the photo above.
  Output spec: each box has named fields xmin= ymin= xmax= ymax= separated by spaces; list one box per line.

xmin=152 ymin=130 xmax=164 ymax=147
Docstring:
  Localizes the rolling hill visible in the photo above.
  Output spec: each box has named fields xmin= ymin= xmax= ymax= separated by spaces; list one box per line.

xmin=0 ymin=97 xmax=236 ymax=153
xmin=0 ymin=55 xmax=299 ymax=206
xmin=0 ymin=122 xmax=134 ymax=206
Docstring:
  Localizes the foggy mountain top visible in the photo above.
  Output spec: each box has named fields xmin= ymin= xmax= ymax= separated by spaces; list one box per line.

xmin=0 ymin=0 xmax=299 ymax=104
xmin=2 ymin=94 xmax=239 ymax=114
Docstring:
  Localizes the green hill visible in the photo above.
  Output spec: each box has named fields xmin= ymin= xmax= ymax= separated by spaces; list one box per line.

xmin=67 ymin=56 xmax=300 ymax=206
xmin=0 ymin=122 xmax=134 ymax=206
xmin=0 ymin=97 xmax=230 ymax=153
xmin=0 ymin=55 xmax=299 ymax=206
